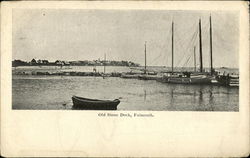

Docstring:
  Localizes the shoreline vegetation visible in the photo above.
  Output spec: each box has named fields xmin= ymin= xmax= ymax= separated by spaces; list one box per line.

xmin=12 ymin=59 xmax=140 ymax=67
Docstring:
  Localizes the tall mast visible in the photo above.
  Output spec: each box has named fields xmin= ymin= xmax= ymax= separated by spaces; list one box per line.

xmin=199 ymin=19 xmax=203 ymax=73
xmin=172 ymin=21 xmax=174 ymax=74
xmin=104 ymin=53 xmax=106 ymax=74
xmin=194 ymin=46 xmax=196 ymax=72
xmin=144 ymin=41 xmax=147 ymax=74
xmin=209 ymin=15 xmax=213 ymax=75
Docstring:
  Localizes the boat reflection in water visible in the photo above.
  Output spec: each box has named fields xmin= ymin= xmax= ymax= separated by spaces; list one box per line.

xmin=147 ymin=83 xmax=239 ymax=111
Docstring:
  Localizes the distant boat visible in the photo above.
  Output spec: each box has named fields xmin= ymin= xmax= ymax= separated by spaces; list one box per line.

xmin=138 ymin=41 xmax=160 ymax=80
xmin=138 ymin=74 xmax=162 ymax=80
xmin=102 ymin=53 xmax=107 ymax=78
xmin=215 ymin=74 xmax=239 ymax=87
xmin=220 ymin=66 xmax=228 ymax=69
xmin=72 ymin=95 xmax=120 ymax=110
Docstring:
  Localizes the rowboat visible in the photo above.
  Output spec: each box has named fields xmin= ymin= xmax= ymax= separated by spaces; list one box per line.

xmin=72 ymin=95 xmax=120 ymax=110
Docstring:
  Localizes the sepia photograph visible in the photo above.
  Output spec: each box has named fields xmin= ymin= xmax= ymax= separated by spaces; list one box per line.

xmin=1 ymin=1 xmax=249 ymax=157
xmin=12 ymin=9 xmax=239 ymax=111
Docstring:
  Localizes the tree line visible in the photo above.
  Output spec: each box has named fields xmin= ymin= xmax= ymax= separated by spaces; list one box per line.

xmin=12 ymin=59 xmax=140 ymax=67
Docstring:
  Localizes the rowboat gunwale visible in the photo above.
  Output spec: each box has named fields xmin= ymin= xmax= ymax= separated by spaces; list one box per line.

xmin=72 ymin=95 xmax=119 ymax=103
xmin=72 ymin=95 xmax=120 ymax=110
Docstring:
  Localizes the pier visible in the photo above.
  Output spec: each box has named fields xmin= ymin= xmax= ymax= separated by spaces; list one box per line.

xmin=13 ymin=70 xmax=123 ymax=77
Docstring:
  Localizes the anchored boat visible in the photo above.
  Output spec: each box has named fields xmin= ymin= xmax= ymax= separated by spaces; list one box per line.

xmin=159 ymin=16 xmax=214 ymax=84
xmin=216 ymin=74 xmax=239 ymax=87
xmin=160 ymin=72 xmax=212 ymax=84
xmin=138 ymin=74 xmax=162 ymax=80
xmin=138 ymin=41 xmax=160 ymax=80
xmin=121 ymin=72 xmax=141 ymax=79
xmin=72 ymin=95 xmax=120 ymax=110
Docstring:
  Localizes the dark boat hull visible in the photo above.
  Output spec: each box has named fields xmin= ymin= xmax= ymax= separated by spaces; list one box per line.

xmin=72 ymin=96 xmax=120 ymax=110
xmin=215 ymin=75 xmax=239 ymax=87
xmin=120 ymin=73 xmax=139 ymax=79
xmin=138 ymin=75 xmax=162 ymax=80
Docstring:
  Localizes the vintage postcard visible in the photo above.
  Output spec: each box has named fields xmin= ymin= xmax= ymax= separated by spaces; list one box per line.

xmin=1 ymin=1 xmax=249 ymax=157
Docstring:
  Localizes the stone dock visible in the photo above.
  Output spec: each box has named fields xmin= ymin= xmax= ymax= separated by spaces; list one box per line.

xmin=13 ymin=70 xmax=124 ymax=77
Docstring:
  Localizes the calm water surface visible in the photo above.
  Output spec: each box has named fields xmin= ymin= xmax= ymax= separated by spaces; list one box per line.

xmin=13 ymin=65 xmax=239 ymax=74
xmin=12 ymin=75 xmax=239 ymax=111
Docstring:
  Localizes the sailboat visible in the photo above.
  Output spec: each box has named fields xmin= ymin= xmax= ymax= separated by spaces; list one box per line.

xmin=138 ymin=41 xmax=161 ymax=80
xmin=102 ymin=53 xmax=108 ymax=78
xmin=158 ymin=18 xmax=213 ymax=84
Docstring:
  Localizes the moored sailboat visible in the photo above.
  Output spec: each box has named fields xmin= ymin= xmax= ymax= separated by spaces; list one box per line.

xmin=158 ymin=18 xmax=213 ymax=84
xmin=138 ymin=41 xmax=161 ymax=80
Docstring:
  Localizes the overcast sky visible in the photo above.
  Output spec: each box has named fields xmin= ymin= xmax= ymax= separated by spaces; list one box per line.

xmin=13 ymin=9 xmax=239 ymax=68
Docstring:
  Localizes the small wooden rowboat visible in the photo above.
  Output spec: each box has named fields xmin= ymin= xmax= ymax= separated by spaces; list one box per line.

xmin=72 ymin=95 xmax=120 ymax=110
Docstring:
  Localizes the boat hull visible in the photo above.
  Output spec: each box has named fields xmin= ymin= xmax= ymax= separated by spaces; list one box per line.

xmin=215 ymin=75 xmax=239 ymax=87
xmin=120 ymin=73 xmax=139 ymax=79
xmin=158 ymin=76 xmax=212 ymax=84
xmin=72 ymin=96 xmax=120 ymax=110
xmin=138 ymin=75 xmax=162 ymax=80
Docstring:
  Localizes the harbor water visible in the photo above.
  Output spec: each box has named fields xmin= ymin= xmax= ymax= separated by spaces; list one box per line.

xmin=12 ymin=66 xmax=239 ymax=111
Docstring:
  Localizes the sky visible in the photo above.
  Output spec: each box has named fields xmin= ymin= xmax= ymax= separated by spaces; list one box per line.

xmin=12 ymin=9 xmax=239 ymax=68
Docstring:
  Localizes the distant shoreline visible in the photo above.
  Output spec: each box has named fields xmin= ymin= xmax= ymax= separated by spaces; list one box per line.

xmin=12 ymin=59 xmax=140 ymax=67
xmin=11 ymin=65 xmax=239 ymax=70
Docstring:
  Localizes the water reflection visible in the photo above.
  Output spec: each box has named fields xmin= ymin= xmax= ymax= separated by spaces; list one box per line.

xmin=159 ymin=84 xmax=238 ymax=111
xmin=144 ymin=89 xmax=146 ymax=102
xmin=198 ymin=86 xmax=204 ymax=107
xmin=169 ymin=87 xmax=175 ymax=110
xmin=208 ymin=86 xmax=215 ymax=111
xmin=13 ymin=75 xmax=239 ymax=111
